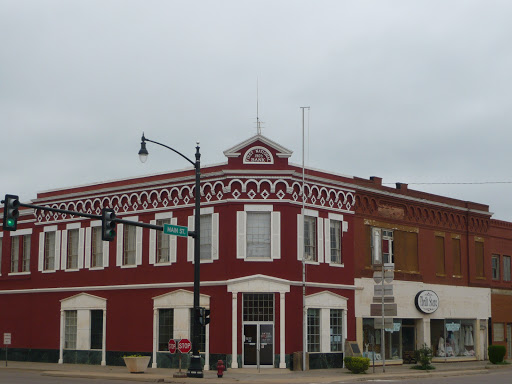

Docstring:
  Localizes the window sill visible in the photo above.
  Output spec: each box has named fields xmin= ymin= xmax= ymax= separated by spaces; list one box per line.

xmin=244 ymin=257 xmax=274 ymax=262
xmin=89 ymin=267 xmax=105 ymax=271
xmin=436 ymin=273 xmax=447 ymax=277
xmin=8 ymin=271 xmax=31 ymax=276
xmin=154 ymin=262 xmax=172 ymax=266
xmin=329 ymin=263 xmax=345 ymax=268
xmin=475 ymin=276 xmax=486 ymax=280
xmin=452 ymin=275 xmax=463 ymax=279
xmin=65 ymin=269 xmax=80 ymax=272
xmin=42 ymin=270 xmax=56 ymax=273
xmin=120 ymin=265 xmax=138 ymax=269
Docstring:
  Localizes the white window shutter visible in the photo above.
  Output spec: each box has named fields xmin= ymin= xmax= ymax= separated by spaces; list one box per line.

xmin=55 ymin=231 xmax=61 ymax=270
xmin=170 ymin=217 xmax=177 ymax=263
xmin=317 ymin=218 xmax=324 ymax=263
xmin=324 ymin=219 xmax=331 ymax=265
xmin=371 ymin=227 xmax=382 ymax=265
xmin=38 ymin=232 xmax=44 ymax=272
xmin=116 ymin=224 xmax=123 ymax=266
xmin=149 ymin=220 xmax=156 ymax=265
xmin=103 ymin=241 xmax=109 ymax=267
xmin=136 ymin=227 xmax=143 ymax=266
xmin=212 ymin=213 xmax=219 ymax=260
xmin=78 ymin=228 xmax=85 ymax=269
xmin=60 ymin=230 xmax=67 ymax=270
xmin=297 ymin=214 xmax=304 ymax=261
xmin=236 ymin=211 xmax=246 ymax=259
xmin=187 ymin=216 xmax=194 ymax=262
xmin=271 ymin=211 xmax=281 ymax=259
xmin=85 ymin=227 xmax=91 ymax=269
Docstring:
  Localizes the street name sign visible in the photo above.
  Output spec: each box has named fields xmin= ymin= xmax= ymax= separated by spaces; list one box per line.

xmin=163 ymin=224 xmax=188 ymax=237
xmin=374 ymin=284 xmax=393 ymax=297
xmin=370 ymin=303 xmax=398 ymax=317
xmin=374 ymin=318 xmax=394 ymax=329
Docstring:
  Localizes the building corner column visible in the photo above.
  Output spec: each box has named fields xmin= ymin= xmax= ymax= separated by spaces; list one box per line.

xmin=101 ymin=309 xmax=107 ymax=366
xmin=279 ymin=292 xmax=286 ymax=368
xmin=231 ymin=292 xmax=239 ymax=368
xmin=152 ymin=309 xmax=158 ymax=368
xmin=59 ymin=310 xmax=64 ymax=364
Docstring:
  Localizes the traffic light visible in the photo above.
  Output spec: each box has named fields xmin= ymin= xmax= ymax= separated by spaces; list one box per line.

xmin=101 ymin=208 xmax=116 ymax=241
xmin=196 ymin=307 xmax=210 ymax=326
xmin=203 ymin=309 xmax=211 ymax=326
xmin=2 ymin=194 xmax=20 ymax=231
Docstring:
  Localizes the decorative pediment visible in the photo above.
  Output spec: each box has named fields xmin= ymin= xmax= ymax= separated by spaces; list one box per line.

xmin=223 ymin=134 xmax=293 ymax=160
xmin=60 ymin=293 xmax=107 ymax=310
xmin=152 ymin=288 xmax=210 ymax=309
xmin=227 ymin=274 xmax=291 ymax=294
xmin=305 ymin=291 xmax=348 ymax=309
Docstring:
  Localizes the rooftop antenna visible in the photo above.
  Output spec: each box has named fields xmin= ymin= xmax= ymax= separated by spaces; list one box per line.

xmin=256 ymin=78 xmax=263 ymax=135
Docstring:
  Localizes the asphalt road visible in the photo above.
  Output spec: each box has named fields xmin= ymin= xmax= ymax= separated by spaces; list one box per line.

xmin=0 ymin=368 xmax=510 ymax=384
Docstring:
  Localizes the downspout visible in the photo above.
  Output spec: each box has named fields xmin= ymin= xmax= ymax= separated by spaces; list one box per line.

xmin=466 ymin=203 xmax=470 ymax=287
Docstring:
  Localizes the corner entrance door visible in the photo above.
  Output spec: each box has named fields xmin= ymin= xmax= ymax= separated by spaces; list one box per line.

xmin=243 ymin=324 xmax=274 ymax=367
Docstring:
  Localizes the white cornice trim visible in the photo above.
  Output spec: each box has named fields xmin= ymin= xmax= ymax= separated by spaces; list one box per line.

xmin=0 ymin=278 xmax=358 ymax=295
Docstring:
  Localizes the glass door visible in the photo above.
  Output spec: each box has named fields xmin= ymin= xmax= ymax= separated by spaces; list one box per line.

xmin=259 ymin=324 xmax=274 ymax=365
xmin=243 ymin=324 xmax=258 ymax=365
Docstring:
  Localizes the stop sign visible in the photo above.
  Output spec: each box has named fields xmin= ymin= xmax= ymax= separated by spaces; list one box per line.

xmin=178 ymin=338 xmax=192 ymax=353
xmin=168 ymin=339 xmax=177 ymax=354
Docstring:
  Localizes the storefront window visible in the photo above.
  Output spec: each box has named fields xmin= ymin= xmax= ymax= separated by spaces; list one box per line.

xmin=431 ymin=319 xmax=475 ymax=358
xmin=362 ymin=318 xmax=402 ymax=360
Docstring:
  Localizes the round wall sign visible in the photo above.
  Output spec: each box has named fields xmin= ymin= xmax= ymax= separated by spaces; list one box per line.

xmin=415 ymin=290 xmax=439 ymax=314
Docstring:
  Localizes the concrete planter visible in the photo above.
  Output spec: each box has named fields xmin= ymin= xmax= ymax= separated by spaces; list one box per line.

xmin=123 ymin=356 xmax=151 ymax=373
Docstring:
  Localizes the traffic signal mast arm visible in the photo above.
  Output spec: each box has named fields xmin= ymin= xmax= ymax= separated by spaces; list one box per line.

xmin=7 ymin=198 xmax=197 ymax=237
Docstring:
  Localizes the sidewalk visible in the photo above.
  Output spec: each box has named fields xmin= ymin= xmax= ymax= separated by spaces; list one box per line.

xmin=0 ymin=359 xmax=510 ymax=383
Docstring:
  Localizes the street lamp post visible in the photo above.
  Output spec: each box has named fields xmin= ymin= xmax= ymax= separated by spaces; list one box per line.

xmin=138 ymin=133 xmax=203 ymax=378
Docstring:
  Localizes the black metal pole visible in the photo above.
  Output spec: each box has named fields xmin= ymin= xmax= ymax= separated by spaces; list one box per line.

xmin=188 ymin=143 xmax=202 ymax=377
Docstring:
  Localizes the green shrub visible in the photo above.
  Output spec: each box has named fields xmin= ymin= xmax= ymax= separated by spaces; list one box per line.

xmin=414 ymin=344 xmax=433 ymax=369
xmin=344 ymin=356 xmax=370 ymax=374
xmin=488 ymin=345 xmax=506 ymax=364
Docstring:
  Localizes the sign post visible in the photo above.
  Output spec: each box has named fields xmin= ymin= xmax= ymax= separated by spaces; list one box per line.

xmin=172 ymin=339 xmax=191 ymax=378
xmin=4 ymin=333 xmax=11 ymax=367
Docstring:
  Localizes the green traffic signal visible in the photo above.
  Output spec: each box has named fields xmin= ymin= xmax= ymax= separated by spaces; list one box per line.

xmin=3 ymin=194 xmax=20 ymax=231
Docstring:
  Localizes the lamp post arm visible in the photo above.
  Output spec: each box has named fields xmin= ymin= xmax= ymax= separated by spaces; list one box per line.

xmin=143 ymin=135 xmax=196 ymax=168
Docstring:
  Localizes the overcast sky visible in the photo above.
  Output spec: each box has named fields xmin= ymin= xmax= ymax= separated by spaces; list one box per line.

xmin=2 ymin=0 xmax=512 ymax=221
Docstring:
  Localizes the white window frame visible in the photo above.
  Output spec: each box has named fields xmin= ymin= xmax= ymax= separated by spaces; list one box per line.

xmin=39 ymin=225 xmax=60 ymax=273
xmin=7 ymin=229 xmax=32 ymax=276
xmin=150 ymin=212 xmax=177 ymax=266
xmin=492 ymin=255 xmax=500 ymax=281
xmin=305 ymin=292 xmax=348 ymax=355
xmin=188 ymin=207 xmax=219 ymax=264
xmin=61 ymin=223 xmax=84 ymax=272
xmin=116 ymin=216 xmax=142 ymax=268
xmin=297 ymin=210 xmax=323 ymax=264
xmin=371 ymin=227 xmax=394 ymax=266
xmin=237 ymin=205 xmax=280 ymax=262
xmin=325 ymin=213 xmax=348 ymax=267
xmin=504 ymin=255 xmax=511 ymax=282
xmin=59 ymin=293 xmax=107 ymax=366
xmin=85 ymin=220 xmax=109 ymax=270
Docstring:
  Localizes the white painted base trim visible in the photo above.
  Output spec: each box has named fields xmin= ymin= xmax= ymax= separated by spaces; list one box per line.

xmin=279 ymin=362 xmax=287 ymax=369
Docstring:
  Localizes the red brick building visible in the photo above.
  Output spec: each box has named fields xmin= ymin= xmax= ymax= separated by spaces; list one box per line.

xmin=0 ymin=134 xmax=357 ymax=369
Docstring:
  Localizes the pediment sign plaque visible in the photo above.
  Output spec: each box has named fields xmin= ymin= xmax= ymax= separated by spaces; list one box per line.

xmin=243 ymin=146 xmax=274 ymax=164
